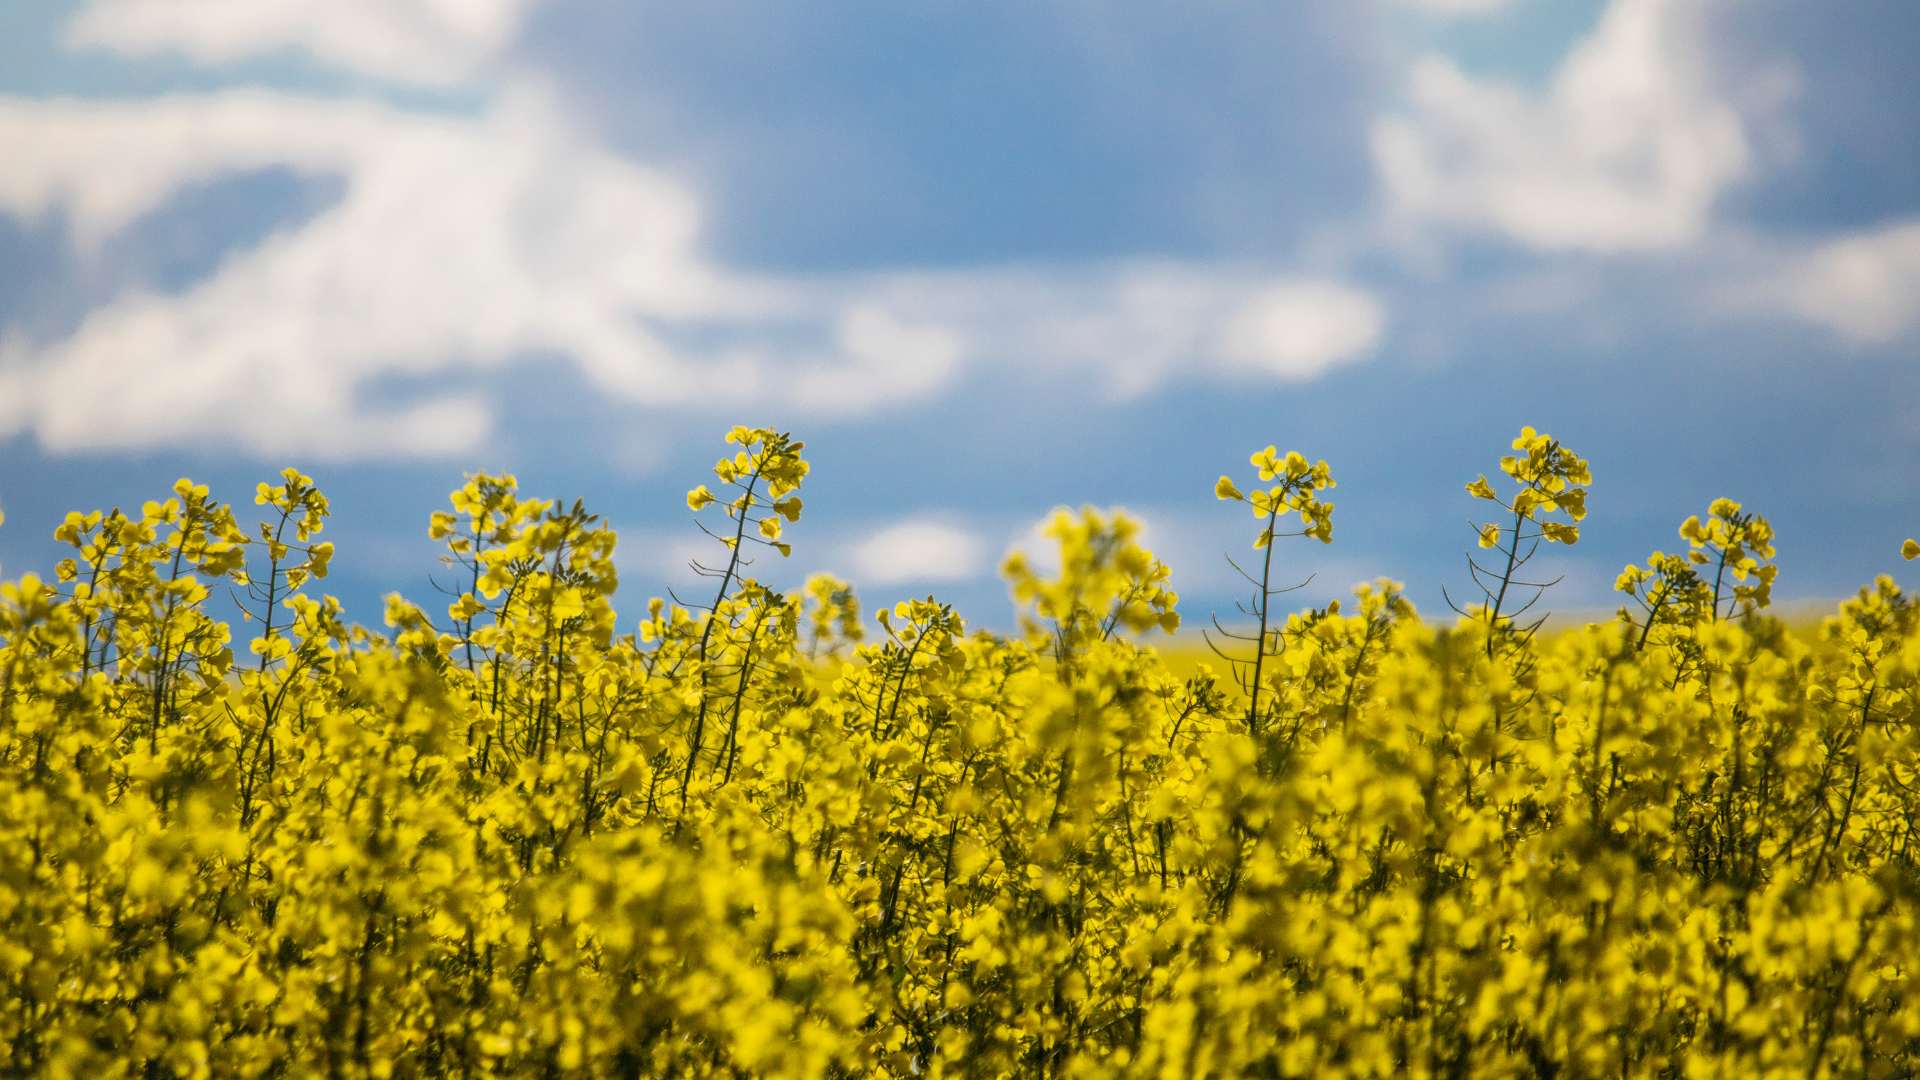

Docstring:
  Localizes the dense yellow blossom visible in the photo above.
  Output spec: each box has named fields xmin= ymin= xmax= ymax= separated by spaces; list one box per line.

xmin=1 ymin=426 xmax=1918 ymax=1076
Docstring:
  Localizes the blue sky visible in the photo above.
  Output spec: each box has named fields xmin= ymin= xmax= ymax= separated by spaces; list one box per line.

xmin=2 ymin=0 xmax=1916 ymax=632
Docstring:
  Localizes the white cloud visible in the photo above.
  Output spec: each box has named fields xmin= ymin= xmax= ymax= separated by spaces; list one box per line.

xmin=0 ymin=85 xmax=1387 ymax=460
xmin=850 ymin=265 xmax=1385 ymax=398
xmin=784 ymin=306 xmax=964 ymax=415
xmin=1392 ymin=0 xmax=1515 ymax=16
xmin=847 ymin=518 xmax=987 ymax=586
xmin=0 ymin=86 xmax=950 ymax=458
xmin=1371 ymin=0 xmax=1784 ymax=253
xmin=1218 ymin=283 xmax=1386 ymax=379
xmin=65 ymin=0 xmax=540 ymax=87
xmin=1769 ymin=219 xmax=1920 ymax=346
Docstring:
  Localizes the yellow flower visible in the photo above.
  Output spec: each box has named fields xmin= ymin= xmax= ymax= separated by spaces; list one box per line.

xmin=1539 ymin=521 xmax=1579 ymax=545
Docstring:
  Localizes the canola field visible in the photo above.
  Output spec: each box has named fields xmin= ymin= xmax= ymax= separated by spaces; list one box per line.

xmin=2 ymin=424 xmax=1919 ymax=1077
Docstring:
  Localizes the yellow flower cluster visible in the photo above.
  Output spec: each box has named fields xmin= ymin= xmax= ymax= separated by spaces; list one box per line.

xmin=1442 ymin=426 xmax=1602 ymax=679
xmin=2 ymin=426 xmax=1919 ymax=1077
xmin=1467 ymin=425 xmax=1590 ymax=549
xmin=1216 ymin=445 xmax=1336 ymax=545
xmin=1004 ymin=507 xmax=1181 ymax=651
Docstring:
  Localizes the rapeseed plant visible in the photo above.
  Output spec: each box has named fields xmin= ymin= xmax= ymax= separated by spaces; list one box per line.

xmin=0 ymin=424 xmax=1918 ymax=1077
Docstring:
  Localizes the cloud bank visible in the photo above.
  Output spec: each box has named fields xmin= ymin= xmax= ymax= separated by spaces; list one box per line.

xmin=65 ymin=0 xmax=541 ymax=87
xmin=0 ymin=64 xmax=1385 ymax=459
xmin=1372 ymin=0 xmax=1776 ymax=253
xmin=0 ymin=0 xmax=1910 ymax=477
